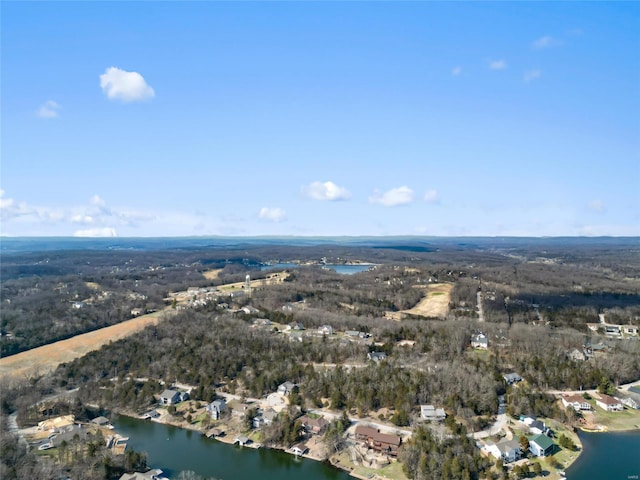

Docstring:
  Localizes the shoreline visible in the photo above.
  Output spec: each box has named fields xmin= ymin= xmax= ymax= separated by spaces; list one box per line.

xmin=115 ymin=410 xmax=378 ymax=479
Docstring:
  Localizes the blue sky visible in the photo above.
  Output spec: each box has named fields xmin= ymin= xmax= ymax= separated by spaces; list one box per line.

xmin=2 ymin=1 xmax=639 ymax=237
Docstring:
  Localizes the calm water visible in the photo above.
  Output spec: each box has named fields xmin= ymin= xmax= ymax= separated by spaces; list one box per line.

xmin=565 ymin=430 xmax=640 ymax=479
xmin=112 ymin=415 xmax=351 ymax=480
xmin=261 ymin=263 xmax=373 ymax=274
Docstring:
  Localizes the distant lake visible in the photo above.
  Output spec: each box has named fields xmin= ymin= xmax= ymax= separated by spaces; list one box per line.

xmin=112 ymin=415 xmax=351 ymax=480
xmin=565 ymin=430 xmax=640 ymax=479
xmin=261 ymin=263 xmax=373 ymax=275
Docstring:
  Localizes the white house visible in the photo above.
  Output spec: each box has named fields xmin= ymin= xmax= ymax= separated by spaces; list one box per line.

xmin=529 ymin=434 xmax=554 ymax=457
xmin=596 ymin=394 xmax=624 ymax=412
xmin=486 ymin=439 xmax=522 ymax=463
xmin=159 ymin=390 xmax=188 ymax=406
xmin=471 ymin=333 xmax=488 ymax=349
xmin=318 ymin=325 xmax=334 ymax=335
xmin=420 ymin=405 xmax=446 ymax=421
xmin=277 ymin=381 xmax=296 ymax=395
xmin=561 ymin=394 xmax=591 ymax=411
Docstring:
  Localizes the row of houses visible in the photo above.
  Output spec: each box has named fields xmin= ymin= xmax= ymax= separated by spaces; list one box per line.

xmin=561 ymin=393 xmax=628 ymax=412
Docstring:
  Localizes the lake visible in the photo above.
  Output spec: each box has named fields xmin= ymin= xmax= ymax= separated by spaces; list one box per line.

xmin=261 ymin=263 xmax=373 ymax=275
xmin=112 ymin=415 xmax=351 ymax=480
xmin=565 ymin=430 xmax=640 ymax=479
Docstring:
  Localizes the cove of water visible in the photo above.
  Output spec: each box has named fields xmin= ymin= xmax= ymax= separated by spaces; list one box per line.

xmin=564 ymin=430 xmax=640 ymax=479
xmin=261 ymin=263 xmax=373 ymax=274
xmin=112 ymin=415 xmax=351 ymax=480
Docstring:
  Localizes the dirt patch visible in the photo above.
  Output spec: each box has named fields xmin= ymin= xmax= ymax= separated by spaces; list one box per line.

xmin=402 ymin=283 xmax=453 ymax=318
xmin=0 ymin=310 xmax=173 ymax=382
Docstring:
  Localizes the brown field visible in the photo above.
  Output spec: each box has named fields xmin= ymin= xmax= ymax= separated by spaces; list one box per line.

xmin=0 ymin=310 xmax=172 ymax=382
xmin=202 ymin=268 xmax=223 ymax=280
xmin=402 ymin=283 xmax=453 ymax=318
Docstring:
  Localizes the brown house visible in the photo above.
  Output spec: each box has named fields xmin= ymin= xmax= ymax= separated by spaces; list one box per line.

xmin=299 ymin=415 xmax=329 ymax=435
xmin=354 ymin=425 xmax=401 ymax=456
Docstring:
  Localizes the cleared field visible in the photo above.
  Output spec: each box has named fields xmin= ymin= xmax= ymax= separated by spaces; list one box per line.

xmin=0 ymin=309 xmax=171 ymax=382
xmin=202 ymin=268 xmax=223 ymax=280
xmin=402 ymin=283 xmax=453 ymax=318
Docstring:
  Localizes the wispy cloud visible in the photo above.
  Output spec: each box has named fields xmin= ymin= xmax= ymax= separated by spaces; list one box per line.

xmin=532 ymin=35 xmax=563 ymax=50
xmin=100 ymin=67 xmax=155 ymax=102
xmin=369 ymin=186 xmax=414 ymax=207
xmin=302 ymin=181 xmax=351 ymax=201
xmin=451 ymin=66 xmax=462 ymax=76
xmin=489 ymin=60 xmax=507 ymax=70
xmin=588 ymin=199 xmax=606 ymax=213
xmin=423 ymin=189 xmax=439 ymax=204
xmin=258 ymin=207 xmax=286 ymax=222
xmin=36 ymin=100 xmax=61 ymax=119
xmin=524 ymin=69 xmax=542 ymax=83
xmin=74 ymin=227 xmax=118 ymax=237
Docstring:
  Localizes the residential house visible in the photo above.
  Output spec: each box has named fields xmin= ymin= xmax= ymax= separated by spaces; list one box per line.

xmin=241 ymin=306 xmax=260 ymax=315
xmin=596 ymin=394 xmax=623 ymax=412
xmin=299 ymin=415 xmax=329 ymax=435
xmin=528 ymin=434 xmax=554 ymax=457
xmin=159 ymin=389 xmax=188 ymax=406
xmin=486 ymin=439 xmax=522 ymax=463
xmin=253 ymin=408 xmax=278 ymax=429
xmin=561 ymin=394 xmax=592 ymax=411
xmin=37 ymin=415 xmax=75 ymax=431
xmin=604 ymin=325 xmax=622 ymax=336
xmin=119 ymin=469 xmax=168 ymax=480
xmin=471 ymin=333 xmax=488 ymax=349
xmin=529 ymin=420 xmax=549 ymax=436
xmin=234 ymin=435 xmax=251 ymax=446
xmin=503 ymin=373 xmax=523 ymax=385
xmin=318 ymin=325 xmax=334 ymax=335
xmin=623 ymin=325 xmax=639 ymax=336
xmin=289 ymin=322 xmax=305 ymax=331
xmin=205 ymin=399 xmax=227 ymax=420
xmin=232 ymin=403 xmax=252 ymax=418
xmin=277 ymin=381 xmax=296 ymax=395
xmin=420 ymin=405 xmax=446 ymax=421
xmin=130 ymin=308 xmax=145 ymax=317
xmin=619 ymin=396 xmax=639 ymax=410
xmin=368 ymin=351 xmax=387 ymax=362
xmin=354 ymin=425 xmax=401 ymax=456
xmin=567 ymin=348 xmax=587 ymax=362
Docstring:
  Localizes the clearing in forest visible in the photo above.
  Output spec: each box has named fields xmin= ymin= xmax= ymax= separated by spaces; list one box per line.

xmin=202 ymin=268 xmax=223 ymax=280
xmin=0 ymin=310 xmax=172 ymax=382
xmin=402 ymin=282 xmax=453 ymax=318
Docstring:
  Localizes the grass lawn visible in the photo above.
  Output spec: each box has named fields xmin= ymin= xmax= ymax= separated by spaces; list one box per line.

xmin=587 ymin=400 xmax=640 ymax=430
xmin=352 ymin=460 xmax=408 ymax=480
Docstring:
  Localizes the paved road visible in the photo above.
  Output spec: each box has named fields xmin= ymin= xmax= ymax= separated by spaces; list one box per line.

xmin=471 ymin=413 xmax=507 ymax=439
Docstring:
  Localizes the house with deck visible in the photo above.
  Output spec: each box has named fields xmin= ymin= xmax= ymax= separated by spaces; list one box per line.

xmin=561 ymin=394 xmax=592 ymax=411
xmin=354 ymin=425 xmax=401 ymax=456
xmin=205 ymin=399 xmax=227 ymax=419
xmin=596 ymin=394 xmax=623 ymax=412
xmin=159 ymin=389 xmax=188 ymax=406
xmin=486 ymin=439 xmax=522 ymax=463
xmin=529 ymin=434 xmax=554 ymax=457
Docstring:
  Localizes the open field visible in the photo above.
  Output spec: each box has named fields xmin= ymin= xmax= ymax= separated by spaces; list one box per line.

xmin=584 ymin=403 xmax=640 ymax=431
xmin=202 ymin=268 xmax=223 ymax=280
xmin=401 ymin=283 xmax=453 ymax=318
xmin=0 ymin=310 xmax=171 ymax=382
xmin=217 ymin=271 xmax=290 ymax=292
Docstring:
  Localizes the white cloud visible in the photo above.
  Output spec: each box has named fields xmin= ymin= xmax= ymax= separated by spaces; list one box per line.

xmin=451 ymin=66 xmax=462 ymax=76
xmin=100 ymin=67 xmax=155 ymax=102
xmin=302 ymin=181 xmax=351 ymax=201
xmin=74 ymin=227 xmax=117 ymax=237
xmin=369 ymin=186 xmax=414 ymax=207
xmin=0 ymin=190 xmax=31 ymax=219
xmin=258 ymin=207 xmax=286 ymax=222
xmin=423 ymin=189 xmax=439 ymax=204
xmin=524 ymin=70 xmax=542 ymax=83
xmin=71 ymin=214 xmax=95 ymax=224
xmin=588 ymin=199 xmax=606 ymax=213
xmin=489 ymin=60 xmax=507 ymax=70
xmin=90 ymin=194 xmax=106 ymax=207
xmin=36 ymin=100 xmax=61 ymax=119
xmin=532 ymin=35 xmax=563 ymax=50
